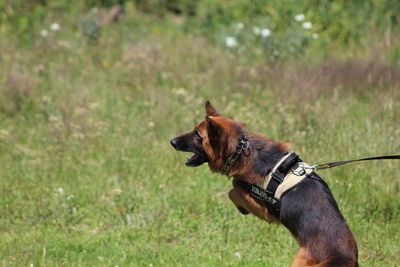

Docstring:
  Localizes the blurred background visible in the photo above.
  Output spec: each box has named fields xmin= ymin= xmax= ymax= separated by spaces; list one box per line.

xmin=1 ymin=1 xmax=399 ymax=266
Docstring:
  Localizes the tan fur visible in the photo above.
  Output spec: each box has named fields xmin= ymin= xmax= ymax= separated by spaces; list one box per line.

xmin=291 ymin=247 xmax=323 ymax=267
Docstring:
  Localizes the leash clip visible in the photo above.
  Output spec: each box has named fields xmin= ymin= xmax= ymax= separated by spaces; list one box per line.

xmin=291 ymin=163 xmax=317 ymax=176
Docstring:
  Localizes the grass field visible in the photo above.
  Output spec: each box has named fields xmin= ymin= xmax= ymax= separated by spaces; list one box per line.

xmin=1 ymin=6 xmax=400 ymax=267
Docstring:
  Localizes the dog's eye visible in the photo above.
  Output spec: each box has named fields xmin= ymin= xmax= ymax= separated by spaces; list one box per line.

xmin=194 ymin=130 xmax=202 ymax=141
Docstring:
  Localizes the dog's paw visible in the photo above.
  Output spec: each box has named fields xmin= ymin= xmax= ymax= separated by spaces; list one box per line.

xmin=237 ymin=206 xmax=250 ymax=215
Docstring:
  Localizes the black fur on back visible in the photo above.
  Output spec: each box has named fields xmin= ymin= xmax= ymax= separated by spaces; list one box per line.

xmin=248 ymin=134 xmax=288 ymax=178
xmin=280 ymin=173 xmax=358 ymax=266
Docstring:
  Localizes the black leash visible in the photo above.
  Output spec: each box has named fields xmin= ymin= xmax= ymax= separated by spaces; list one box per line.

xmin=220 ymin=132 xmax=400 ymax=175
xmin=302 ymin=155 xmax=400 ymax=171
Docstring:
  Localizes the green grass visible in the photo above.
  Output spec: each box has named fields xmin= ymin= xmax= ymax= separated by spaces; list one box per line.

xmin=1 ymin=10 xmax=400 ymax=267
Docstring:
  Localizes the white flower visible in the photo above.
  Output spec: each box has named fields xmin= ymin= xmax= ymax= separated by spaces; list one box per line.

xmin=57 ymin=187 xmax=64 ymax=196
xmin=302 ymin=22 xmax=312 ymax=30
xmin=225 ymin=36 xmax=238 ymax=48
xmin=235 ymin=23 xmax=244 ymax=30
xmin=294 ymin=14 xmax=305 ymax=22
xmin=40 ymin=29 xmax=48 ymax=37
xmin=261 ymin=28 xmax=271 ymax=38
xmin=234 ymin=251 xmax=241 ymax=260
xmin=252 ymin=26 xmax=261 ymax=35
xmin=50 ymin=23 xmax=60 ymax=31
xmin=312 ymin=33 xmax=319 ymax=39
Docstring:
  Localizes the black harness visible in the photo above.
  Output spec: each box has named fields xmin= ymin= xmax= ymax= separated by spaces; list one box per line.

xmin=234 ymin=153 xmax=303 ymax=217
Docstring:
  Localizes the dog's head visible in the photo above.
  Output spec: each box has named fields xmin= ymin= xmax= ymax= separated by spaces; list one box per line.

xmin=170 ymin=101 xmax=246 ymax=170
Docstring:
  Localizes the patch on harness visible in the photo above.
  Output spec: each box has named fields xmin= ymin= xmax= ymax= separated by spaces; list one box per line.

xmin=250 ymin=185 xmax=278 ymax=205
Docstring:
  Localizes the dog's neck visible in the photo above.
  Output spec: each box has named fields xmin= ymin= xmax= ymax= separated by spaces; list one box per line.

xmin=228 ymin=133 xmax=289 ymax=183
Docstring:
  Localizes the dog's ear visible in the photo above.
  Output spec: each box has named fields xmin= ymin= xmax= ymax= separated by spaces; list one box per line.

xmin=205 ymin=116 xmax=221 ymax=136
xmin=205 ymin=100 xmax=221 ymax=117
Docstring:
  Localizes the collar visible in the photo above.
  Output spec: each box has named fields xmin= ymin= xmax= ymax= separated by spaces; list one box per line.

xmin=219 ymin=134 xmax=249 ymax=175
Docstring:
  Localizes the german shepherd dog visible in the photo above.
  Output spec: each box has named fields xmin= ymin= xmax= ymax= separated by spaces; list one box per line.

xmin=170 ymin=101 xmax=358 ymax=267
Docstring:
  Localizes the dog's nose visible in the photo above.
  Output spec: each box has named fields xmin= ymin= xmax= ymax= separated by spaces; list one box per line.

xmin=170 ymin=138 xmax=178 ymax=149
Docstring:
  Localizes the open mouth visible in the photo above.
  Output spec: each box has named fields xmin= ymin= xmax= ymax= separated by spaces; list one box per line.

xmin=170 ymin=137 xmax=208 ymax=167
xmin=186 ymin=152 xmax=208 ymax=167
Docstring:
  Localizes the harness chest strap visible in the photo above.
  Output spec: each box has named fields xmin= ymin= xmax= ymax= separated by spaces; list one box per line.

xmin=234 ymin=153 xmax=309 ymax=215
xmin=255 ymin=153 xmax=311 ymax=200
xmin=275 ymin=161 xmax=313 ymax=199
xmin=254 ymin=153 xmax=291 ymax=194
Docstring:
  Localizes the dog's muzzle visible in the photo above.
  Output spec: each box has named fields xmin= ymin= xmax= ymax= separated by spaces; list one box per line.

xmin=170 ymin=137 xmax=208 ymax=167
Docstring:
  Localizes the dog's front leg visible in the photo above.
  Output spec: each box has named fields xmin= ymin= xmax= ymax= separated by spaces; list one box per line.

xmin=228 ymin=190 xmax=250 ymax=215
xmin=229 ymin=185 xmax=277 ymax=223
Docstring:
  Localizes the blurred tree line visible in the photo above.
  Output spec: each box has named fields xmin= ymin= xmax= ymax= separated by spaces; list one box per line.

xmin=1 ymin=0 xmax=399 ymax=43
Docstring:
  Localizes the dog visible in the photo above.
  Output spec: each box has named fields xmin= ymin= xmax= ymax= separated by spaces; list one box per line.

xmin=170 ymin=101 xmax=358 ymax=267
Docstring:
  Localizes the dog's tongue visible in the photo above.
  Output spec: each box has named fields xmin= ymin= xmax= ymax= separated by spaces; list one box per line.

xmin=186 ymin=153 xmax=200 ymax=166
